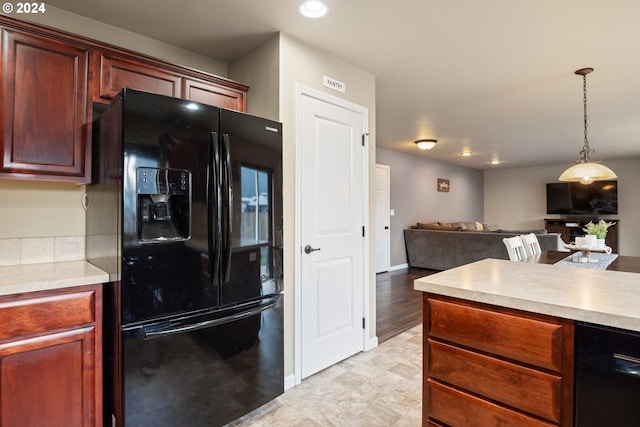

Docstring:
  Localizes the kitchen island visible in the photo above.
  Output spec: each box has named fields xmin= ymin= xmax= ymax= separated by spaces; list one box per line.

xmin=415 ymin=258 xmax=640 ymax=427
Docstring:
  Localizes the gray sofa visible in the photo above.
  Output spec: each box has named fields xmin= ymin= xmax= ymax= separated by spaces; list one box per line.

xmin=404 ymin=228 xmax=563 ymax=270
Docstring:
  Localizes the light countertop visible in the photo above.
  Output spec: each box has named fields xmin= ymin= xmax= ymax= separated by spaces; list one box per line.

xmin=0 ymin=261 xmax=109 ymax=297
xmin=414 ymin=258 xmax=640 ymax=332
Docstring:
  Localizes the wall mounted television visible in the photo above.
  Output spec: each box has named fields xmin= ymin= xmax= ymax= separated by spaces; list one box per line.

xmin=546 ymin=180 xmax=618 ymax=215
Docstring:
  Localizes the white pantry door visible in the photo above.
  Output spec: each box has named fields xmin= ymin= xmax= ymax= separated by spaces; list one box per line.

xmin=298 ymin=89 xmax=367 ymax=379
xmin=375 ymin=164 xmax=390 ymax=273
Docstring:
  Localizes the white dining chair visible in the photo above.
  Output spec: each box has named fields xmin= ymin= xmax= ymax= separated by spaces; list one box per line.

xmin=503 ymin=236 xmax=527 ymax=261
xmin=520 ymin=233 xmax=542 ymax=258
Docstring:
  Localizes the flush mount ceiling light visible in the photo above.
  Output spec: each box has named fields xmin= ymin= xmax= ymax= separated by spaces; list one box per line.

xmin=559 ymin=67 xmax=617 ymax=185
xmin=415 ymin=139 xmax=437 ymax=150
xmin=299 ymin=1 xmax=328 ymax=18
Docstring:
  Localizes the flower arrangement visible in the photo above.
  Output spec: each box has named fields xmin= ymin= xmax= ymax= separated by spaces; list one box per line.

xmin=583 ymin=220 xmax=616 ymax=239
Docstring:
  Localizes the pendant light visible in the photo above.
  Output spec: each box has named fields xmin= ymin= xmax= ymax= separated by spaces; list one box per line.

xmin=559 ymin=67 xmax=616 ymax=185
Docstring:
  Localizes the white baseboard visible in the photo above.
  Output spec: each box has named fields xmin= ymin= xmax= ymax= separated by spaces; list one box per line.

xmin=284 ymin=374 xmax=296 ymax=391
xmin=364 ymin=336 xmax=379 ymax=351
xmin=284 ymin=335 xmax=376 ymax=390
xmin=389 ymin=263 xmax=409 ymax=271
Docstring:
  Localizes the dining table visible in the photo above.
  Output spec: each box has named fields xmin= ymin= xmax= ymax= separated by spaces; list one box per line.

xmin=536 ymin=250 xmax=640 ymax=273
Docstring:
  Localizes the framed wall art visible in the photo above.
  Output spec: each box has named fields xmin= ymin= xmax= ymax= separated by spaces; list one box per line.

xmin=437 ymin=178 xmax=450 ymax=192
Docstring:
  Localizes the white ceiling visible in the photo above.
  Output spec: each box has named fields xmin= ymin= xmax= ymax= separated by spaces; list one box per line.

xmin=44 ymin=0 xmax=640 ymax=170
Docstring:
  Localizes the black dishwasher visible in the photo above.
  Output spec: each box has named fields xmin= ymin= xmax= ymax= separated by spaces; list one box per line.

xmin=575 ymin=322 xmax=640 ymax=427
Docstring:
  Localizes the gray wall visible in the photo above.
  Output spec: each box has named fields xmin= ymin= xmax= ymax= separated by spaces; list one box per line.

xmin=485 ymin=158 xmax=640 ymax=256
xmin=233 ymin=33 xmax=377 ymax=380
xmin=229 ymin=35 xmax=279 ymax=121
xmin=376 ymin=147 xmax=484 ymax=267
xmin=21 ymin=7 xmax=227 ymax=76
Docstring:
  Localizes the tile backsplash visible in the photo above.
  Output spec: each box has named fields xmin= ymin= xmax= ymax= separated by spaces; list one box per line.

xmin=0 ymin=236 xmax=85 ymax=267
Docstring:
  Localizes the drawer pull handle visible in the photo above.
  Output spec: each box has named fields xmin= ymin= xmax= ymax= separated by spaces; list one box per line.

xmin=613 ymin=353 xmax=640 ymax=378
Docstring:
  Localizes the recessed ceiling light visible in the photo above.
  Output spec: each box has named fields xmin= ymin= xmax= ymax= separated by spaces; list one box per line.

xmin=491 ymin=159 xmax=500 ymax=165
xmin=461 ymin=151 xmax=472 ymax=157
xmin=299 ymin=1 xmax=328 ymax=18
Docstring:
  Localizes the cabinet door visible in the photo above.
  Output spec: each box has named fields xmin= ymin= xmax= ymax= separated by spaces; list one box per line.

xmin=0 ymin=327 xmax=98 ymax=427
xmin=183 ymin=77 xmax=246 ymax=111
xmin=98 ymin=54 xmax=181 ymax=101
xmin=546 ymin=224 xmax=570 ymax=243
xmin=0 ymin=28 xmax=90 ymax=181
xmin=0 ymin=284 xmax=102 ymax=427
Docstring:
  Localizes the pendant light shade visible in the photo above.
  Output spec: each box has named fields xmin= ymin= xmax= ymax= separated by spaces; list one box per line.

xmin=559 ymin=68 xmax=617 ymax=184
xmin=558 ymin=162 xmax=617 ymax=185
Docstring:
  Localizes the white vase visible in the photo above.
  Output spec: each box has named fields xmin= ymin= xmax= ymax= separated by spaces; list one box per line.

xmin=596 ymin=238 xmax=606 ymax=249
xmin=585 ymin=234 xmax=597 ymax=248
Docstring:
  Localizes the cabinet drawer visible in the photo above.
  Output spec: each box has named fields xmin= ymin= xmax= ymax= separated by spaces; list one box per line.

xmin=427 ymin=298 xmax=564 ymax=371
xmin=427 ymin=379 xmax=556 ymax=427
xmin=0 ymin=289 xmax=96 ymax=340
xmin=428 ymin=339 xmax=562 ymax=423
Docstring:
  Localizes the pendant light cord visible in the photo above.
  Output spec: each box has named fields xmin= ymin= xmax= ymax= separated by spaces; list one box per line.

xmin=583 ymin=74 xmax=588 ymax=148
xmin=579 ymin=71 xmax=595 ymax=162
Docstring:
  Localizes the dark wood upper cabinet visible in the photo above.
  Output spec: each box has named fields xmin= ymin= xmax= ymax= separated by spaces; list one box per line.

xmin=0 ymin=27 xmax=91 ymax=182
xmin=183 ymin=77 xmax=247 ymax=111
xmin=98 ymin=53 xmax=182 ymax=101
xmin=0 ymin=15 xmax=249 ymax=183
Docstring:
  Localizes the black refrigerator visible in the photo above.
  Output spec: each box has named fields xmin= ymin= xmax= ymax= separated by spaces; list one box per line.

xmin=86 ymin=88 xmax=283 ymax=427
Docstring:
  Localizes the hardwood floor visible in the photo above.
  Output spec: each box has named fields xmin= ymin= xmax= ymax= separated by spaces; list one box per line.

xmin=376 ymin=266 xmax=438 ymax=343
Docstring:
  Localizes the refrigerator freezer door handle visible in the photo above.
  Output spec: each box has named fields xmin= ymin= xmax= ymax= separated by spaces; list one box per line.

xmin=221 ymin=133 xmax=233 ymax=283
xmin=142 ymin=297 xmax=278 ymax=339
xmin=210 ymin=132 xmax=222 ymax=283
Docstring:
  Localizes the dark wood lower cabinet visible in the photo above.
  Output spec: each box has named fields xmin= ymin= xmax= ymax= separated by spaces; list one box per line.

xmin=544 ymin=218 xmax=619 ymax=253
xmin=0 ymin=284 xmax=102 ymax=427
xmin=423 ymin=294 xmax=574 ymax=427
xmin=428 ymin=380 xmax=557 ymax=427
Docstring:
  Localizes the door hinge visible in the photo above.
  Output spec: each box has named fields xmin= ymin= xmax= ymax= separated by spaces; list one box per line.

xmin=362 ymin=226 xmax=365 ymax=237
xmin=362 ymin=132 xmax=369 ymax=147
xmin=362 ymin=317 xmax=366 ymax=329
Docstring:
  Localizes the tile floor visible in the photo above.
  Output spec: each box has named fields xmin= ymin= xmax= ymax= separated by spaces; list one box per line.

xmin=229 ymin=324 xmax=423 ymax=426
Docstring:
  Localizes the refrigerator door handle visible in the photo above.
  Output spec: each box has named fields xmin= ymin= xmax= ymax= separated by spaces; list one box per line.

xmin=142 ymin=297 xmax=278 ymax=339
xmin=210 ymin=132 xmax=222 ymax=283
xmin=221 ymin=133 xmax=233 ymax=283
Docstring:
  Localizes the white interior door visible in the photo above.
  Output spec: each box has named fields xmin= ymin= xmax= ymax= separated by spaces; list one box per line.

xmin=375 ymin=164 xmax=390 ymax=273
xmin=298 ymin=89 xmax=367 ymax=379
